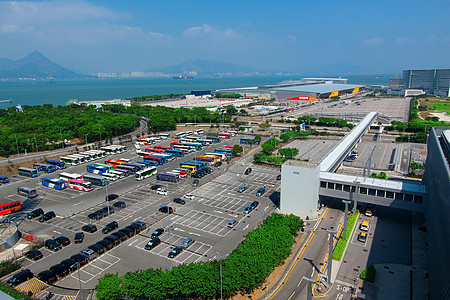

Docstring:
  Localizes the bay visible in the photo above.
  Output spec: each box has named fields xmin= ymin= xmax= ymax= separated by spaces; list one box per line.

xmin=0 ymin=75 xmax=391 ymax=108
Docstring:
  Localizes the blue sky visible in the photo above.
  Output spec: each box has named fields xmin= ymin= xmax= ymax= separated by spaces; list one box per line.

xmin=0 ymin=0 xmax=449 ymax=74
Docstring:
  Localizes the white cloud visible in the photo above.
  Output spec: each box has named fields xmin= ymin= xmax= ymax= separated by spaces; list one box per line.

xmin=183 ymin=24 xmax=213 ymax=38
xmin=183 ymin=24 xmax=241 ymax=41
xmin=288 ymin=35 xmax=297 ymax=42
xmin=363 ymin=37 xmax=384 ymax=45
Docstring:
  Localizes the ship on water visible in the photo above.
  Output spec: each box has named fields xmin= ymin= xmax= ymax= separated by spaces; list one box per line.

xmin=172 ymin=75 xmax=194 ymax=79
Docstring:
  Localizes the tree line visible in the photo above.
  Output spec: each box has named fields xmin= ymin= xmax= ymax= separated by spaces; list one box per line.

xmin=95 ymin=213 xmax=303 ymax=300
xmin=0 ymin=104 xmax=139 ymax=157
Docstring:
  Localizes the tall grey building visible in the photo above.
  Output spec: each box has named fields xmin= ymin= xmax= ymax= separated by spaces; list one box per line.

xmin=402 ymin=69 xmax=450 ymax=97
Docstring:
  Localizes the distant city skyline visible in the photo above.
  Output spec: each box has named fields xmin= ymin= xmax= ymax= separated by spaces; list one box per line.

xmin=0 ymin=0 xmax=449 ymax=75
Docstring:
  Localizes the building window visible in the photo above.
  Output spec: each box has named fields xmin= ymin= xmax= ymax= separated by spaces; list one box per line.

xmin=377 ymin=190 xmax=385 ymax=197
xmin=327 ymin=182 xmax=335 ymax=189
xmin=343 ymin=185 xmax=350 ymax=192
xmin=386 ymin=191 xmax=394 ymax=199
xmin=395 ymin=193 xmax=404 ymax=200
xmin=360 ymin=187 xmax=367 ymax=195
xmin=320 ymin=181 xmax=327 ymax=188
xmin=414 ymin=195 xmax=423 ymax=203
xmin=404 ymin=194 xmax=414 ymax=202
xmin=335 ymin=184 xmax=342 ymax=191
xmin=368 ymin=189 xmax=376 ymax=196
xmin=351 ymin=186 xmax=356 ymax=192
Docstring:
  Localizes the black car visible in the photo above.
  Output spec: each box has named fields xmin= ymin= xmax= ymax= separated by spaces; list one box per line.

xmin=55 ymin=236 xmax=71 ymax=246
xmin=192 ymin=179 xmax=199 ymax=187
xmin=27 ymin=208 xmax=44 ymax=219
xmin=96 ymin=209 xmax=109 ymax=218
xmin=131 ymin=221 xmax=146 ymax=232
xmin=60 ymin=258 xmax=78 ymax=272
xmin=119 ymin=227 xmax=134 ymax=238
xmin=87 ymin=212 xmax=102 ymax=221
xmin=37 ymin=270 xmax=57 ymax=284
xmin=82 ymin=224 xmax=97 ymax=233
xmin=244 ymin=167 xmax=252 ymax=175
xmin=45 ymin=239 xmax=62 ymax=251
xmin=173 ymin=198 xmax=186 ymax=205
xmin=70 ymin=254 xmax=88 ymax=267
xmin=214 ymin=161 xmax=222 ymax=167
xmin=38 ymin=211 xmax=56 ymax=222
xmin=151 ymin=228 xmax=165 ymax=238
xmin=104 ymin=235 xmax=121 ymax=246
xmin=126 ymin=224 xmax=140 ymax=235
xmin=24 ymin=249 xmax=43 ymax=261
xmin=250 ymin=201 xmax=259 ymax=209
xmin=105 ymin=194 xmax=119 ymax=201
xmin=151 ymin=184 xmax=163 ymax=190
xmin=144 ymin=237 xmax=161 ymax=250
xmin=88 ymin=244 xmax=105 ymax=255
xmin=276 ymin=174 xmax=281 ymax=180
xmin=74 ymin=232 xmax=85 ymax=244
xmin=102 ymin=221 xmax=119 ymax=234
xmin=101 ymin=206 xmax=115 ymax=214
xmin=111 ymin=231 xmax=128 ymax=242
xmin=7 ymin=269 xmax=34 ymax=287
xmin=159 ymin=206 xmax=174 ymax=214
xmin=97 ymin=239 xmax=113 ymax=250
xmin=50 ymin=264 xmax=70 ymax=277
xmin=113 ymin=201 xmax=126 ymax=210
xmin=168 ymin=247 xmax=183 ymax=258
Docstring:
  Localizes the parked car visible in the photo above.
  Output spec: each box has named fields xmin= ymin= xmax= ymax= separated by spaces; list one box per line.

xmin=45 ymin=239 xmax=62 ymax=251
xmin=102 ymin=221 xmax=119 ymax=234
xmin=27 ymin=208 xmax=44 ymax=219
xmin=37 ymin=270 xmax=57 ymax=284
xmin=97 ymin=239 xmax=113 ymax=250
xmin=168 ymin=247 xmax=183 ymax=258
xmin=88 ymin=244 xmax=105 ymax=255
xmin=365 ymin=204 xmax=375 ymax=217
xmin=214 ymin=161 xmax=222 ymax=167
xmin=119 ymin=227 xmax=134 ymax=238
xmin=227 ymin=219 xmax=239 ymax=228
xmin=101 ymin=206 xmax=115 ymax=214
xmin=159 ymin=206 xmax=173 ymax=214
xmin=87 ymin=212 xmax=102 ymax=221
xmin=111 ymin=231 xmax=128 ymax=242
xmin=244 ymin=167 xmax=252 ymax=175
xmin=38 ymin=211 xmax=56 ymax=222
xmin=50 ymin=264 xmax=70 ymax=277
xmin=181 ymin=238 xmax=195 ymax=248
xmin=7 ymin=269 xmax=34 ymax=287
xmin=24 ymin=249 xmax=43 ymax=261
xmin=104 ymin=235 xmax=121 ymax=246
xmin=276 ymin=174 xmax=281 ymax=180
xmin=105 ymin=194 xmax=119 ymax=201
xmin=192 ymin=179 xmax=199 ymax=187
xmin=156 ymin=188 xmax=168 ymax=196
xmin=151 ymin=184 xmax=163 ymax=190
xmin=243 ymin=205 xmax=254 ymax=214
xmin=70 ymin=254 xmax=88 ymax=267
xmin=183 ymin=194 xmax=195 ymax=200
xmin=60 ymin=258 xmax=78 ymax=272
xmin=113 ymin=201 xmax=126 ymax=210
xmin=250 ymin=201 xmax=259 ymax=209
xmin=358 ymin=232 xmax=367 ymax=243
xmin=131 ymin=221 xmax=146 ymax=232
xmin=80 ymin=248 xmax=97 ymax=261
xmin=173 ymin=198 xmax=186 ymax=205
xmin=151 ymin=228 xmax=165 ymax=238
xmin=74 ymin=232 xmax=85 ymax=244
xmin=256 ymin=187 xmax=266 ymax=196
xmin=55 ymin=236 xmax=71 ymax=246
xmin=144 ymin=237 xmax=161 ymax=250
xmin=126 ymin=224 xmax=139 ymax=235
xmin=237 ymin=185 xmax=247 ymax=193
xmin=82 ymin=224 xmax=97 ymax=233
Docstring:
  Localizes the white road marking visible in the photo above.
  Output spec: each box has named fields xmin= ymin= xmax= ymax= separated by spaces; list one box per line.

xmin=53 ymin=230 xmax=61 ymax=234
xmin=73 ymin=202 xmax=83 ymax=206
xmin=214 ymin=210 xmax=224 ymax=214
xmin=243 ymin=224 xmax=249 ymax=230
xmin=128 ymin=240 xmax=138 ymax=246
xmin=174 ymin=228 xmax=185 ymax=232
xmin=287 ymin=291 xmax=295 ymax=300
xmin=264 ymin=205 xmax=269 ymax=211
xmin=188 ymin=232 xmax=201 ymax=236
xmin=311 ymin=266 xmax=315 ymax=276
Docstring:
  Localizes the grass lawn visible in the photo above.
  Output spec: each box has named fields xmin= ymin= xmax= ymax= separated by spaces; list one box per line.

xmin=419 ymin=98 xmax=450 ymax=114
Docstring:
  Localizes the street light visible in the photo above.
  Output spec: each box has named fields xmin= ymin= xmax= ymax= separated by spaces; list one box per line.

xmin=342 ymin=200 xmax=352 ymax=240
xmin=325 ymin=229 xmax=337 ymax=283
xmin=211 ymin=251 xmax=229 ymax=300
xmin=353 ymin=180 xmax=359 ymax=214
xmin=84 ymin=134 xmax=89 ymax=146
xmin=301 ymin=276 xmax=316 ymax=300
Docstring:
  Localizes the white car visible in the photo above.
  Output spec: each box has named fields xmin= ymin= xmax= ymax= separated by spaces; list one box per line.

xmin=183 ymin=194 xmax=195 ymax=200
xmin=156 ymin=188 xmax=168 ymax=196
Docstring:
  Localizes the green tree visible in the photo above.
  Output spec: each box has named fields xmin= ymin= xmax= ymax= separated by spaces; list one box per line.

xmin=279 ymin=147 xmax=299 ymax=159
xmin=95 ymin=274 xmax=125 ymax=300
xmin=254 ymin=135 xmax=262 ymax=143
xmin=225 ymin=106 xmax=238 ymax=115
xmin=232 ymin=144 xmax=244 ymax=156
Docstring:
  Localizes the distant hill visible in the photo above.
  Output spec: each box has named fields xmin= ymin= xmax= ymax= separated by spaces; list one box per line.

xmin=148 ymin=59 xmax=269 ymax=76
xmin=0 ymin=51 xmax=92 ymax=80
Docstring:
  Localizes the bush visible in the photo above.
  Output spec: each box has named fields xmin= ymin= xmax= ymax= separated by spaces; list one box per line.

xmin=360 ymin=265 xmax=377 ymax=282
xmin=332 ymin=213 xmax=358 ymax=261
xmin=0 ymin=283 xmax=33 ymax=300
xmin=0 ymin=260 xmax=20 ymax=277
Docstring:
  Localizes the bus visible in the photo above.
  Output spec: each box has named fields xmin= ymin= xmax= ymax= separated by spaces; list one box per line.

xmin=185 ymin=123 xmax=198 ymax=127
xmin=215 ymin=148 xmax=233 ymax=156
xmin=17 ymin=186 xmax=38 ymax=198
xmin=90 ymin=150 xmax=107 ymax=158
xmin=151 ymin=153 xmax=174 ymax=162
xmin=196 ymin=139 xmax=212 ymax=146
xmin=114 ymin=165 xmax=137 ymax=174
xmin=101 ymin=146 xmax=118 ymax=154
xmin=205 ymin=152 xmax=226 ymax=161
xmin=68 ymin=179 xmax=94 ymax=191
xmin=60 ymin=156 xmax=80 ymax=166
xmin=173 ymin=145 xmax=192 ymax=153
xmin=194 ymin=129 xmax=204 ymax=135
xmin=0 ymin=201 xmax=21 ymax=216
xmin=175 ymin=132 xmax=187 ymax=139
xmin=170 ymin=142 xmax=184 ymax=147
xmin=67 ymin=154 xmax=85 ymax=164
xmin=171 ymin=169 xmax=187 ymax=178
xmin=120 ymin=163 xmax=141 ymax=173
xmin=110 ymin=145 xmax=127 ymax=153
xmin=70 ymin=154 xmax=90 ymax=163
xmin=159 ymin=133 xmax=171 ymax=139
xmin=59 ymin=172 xmax=83 ymax=183
xmin=136 ymin=138 xmax=154 ymax=145
xmin=113 ymin=168 xmax=131 ymax=177
xmin=33 ymin=163 xmax=58 ymax=173
xmin=226 ymin=130 xmax=238 ymax=136
xmin=165 ymin=149 xmax=185 ymax=157
xmin=82 ymin=174 xmax=108 ymax=186
xmin=196 ymin=156 xmax=216 ymax=165
xmin=218 ymin=133 xmax=231 ymax=139
xmin=0 ymin=176 xmax=9 ymax=183
xmin=137 ymin=160 xmax=158 ymax=167
xmin=135 ymin=167 xmax=157 ymax=181
xmin=182 ymin=142 xmax=202 ymax=150
xmin=181 ymin=160 xmax=207 ymax=168
xmin=156 ymin=172 xmax=180 ymax=182
xmin=105 ymin=159 xmax=126 ymax=169
xmin=206 ymin=136 xmax=221 ymax=143
xmin=145 ymin=148 xmax=164 ymax=154
xmin=101 ymin=172 xmax=119 ymax=181
xmin=93 ymin=163 xmax=114 ymax=171
xmin=87 ymin=164 xmax=109 ymax=175
xmin=154 ymin=145 xmax=172 ymax=151
xmin=223 ymin=145 xmax=234 ymax=149
xmin=80 ymin=152 xmax=97 ymax=161
xmin=47 ymin=160 xmax=67 ymax=169
xmin=41 ymin=177 xmax=66 ymax=190
xmin=143 ymin=156 xmax=165 ymax=165
xmin=180 ymin=165 xmax=196 ymax=173
xmin=18 ymin=167 xmax=39 ymax=178
xmin=108 ymin=170 xmax=125 ymax=179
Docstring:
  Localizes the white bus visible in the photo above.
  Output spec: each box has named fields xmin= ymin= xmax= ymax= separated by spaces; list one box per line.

xmin=175 ymin=132 xmax=187 ymax=139
xmin=226 ymin=130 xmax=238 ymax=136
xmin=59 ymin=172 xmax=83 ymax=182
xmin=67 ymin=155 xmax=85 ymax=164
xmin=60 ymin=156 xmax=80 ymax=166
xmin=135 ymin=167 xmax=157 ymax=181
xmin=205 ymin=152 xmax=226 ymax=161
xmin=159 ymin=133 xmax=171 ymax=139
xmin=108 ymin=170 xmax=125 ymax=179
xmin=71 ymin=153 xmax=92 ymax=162
xmin=102 ymin=172 xmax=119 ymax=181
xmin=194 ymin=129 xmax=204 ymax=135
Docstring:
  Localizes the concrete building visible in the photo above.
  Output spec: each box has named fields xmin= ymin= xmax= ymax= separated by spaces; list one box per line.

xmin=67 ymin=99 xmax=131 ymax=107
xmin=389 ymin=69 xmax=450 ymax=97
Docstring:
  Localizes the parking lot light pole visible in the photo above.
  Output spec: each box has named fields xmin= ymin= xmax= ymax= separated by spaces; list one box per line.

xmin=342 ymin=200 xmax=352 ymax=240
xmin=77 ymin=262 xmax=83 ymax=300
xmin=353 ymin=180 xmax=359 ymax=214
xmin=302 ymin=276 xmax=316 ymax=300
xmin=212 ymin=251 xmax=229 ymax=300
xmin=325 ymin=229 xmax=337 ymax=283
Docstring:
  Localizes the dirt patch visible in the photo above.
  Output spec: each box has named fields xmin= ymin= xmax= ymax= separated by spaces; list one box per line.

xmin=0 ymin=154 xmax=63 ymax=177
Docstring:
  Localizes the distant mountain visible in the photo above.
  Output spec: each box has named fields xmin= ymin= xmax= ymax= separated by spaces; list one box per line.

xmin=148 ymin=59 xmax=269 ymax=76
xmin=0 ymin=51 xmax=92 ymax=80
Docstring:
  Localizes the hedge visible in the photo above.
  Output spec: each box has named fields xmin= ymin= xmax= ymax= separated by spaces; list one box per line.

xmin=332 ymin=213 xmax=358 ymax=261
xmin=360 ymin=265 xmax=376 ymax=282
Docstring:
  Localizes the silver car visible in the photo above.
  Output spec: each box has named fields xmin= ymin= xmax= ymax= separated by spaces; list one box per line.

xmin=181 ymin=238 xmax=195 ymax=248
xmin=227 ymin=219 xmax=239 ymax=228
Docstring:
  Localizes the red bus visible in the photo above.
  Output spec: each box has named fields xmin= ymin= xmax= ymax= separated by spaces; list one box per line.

xmin=0 ymin=201 xmax=22 ymax=216
xmin=223 ymin=145 xmax=234 ymax=149
xmin=154 ymin=145 xmax=171 ymax=151
xmin=170 ymin=142 xmax=183 ymax=147
xmin=143 ymin=156 xmax=165 ymax=165
xmin=144 ymin=148 xmax=164 ymax=154
xmin=105 ymin=159 xmax=127 ymax=169
xmin=218 ymin=133 xmax=231 ymax=139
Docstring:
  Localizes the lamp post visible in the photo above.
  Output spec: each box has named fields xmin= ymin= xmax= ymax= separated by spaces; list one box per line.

xmin=211 ymin=251 xmax=229 ymax=300
xmin=84 ymin=134 xmax=88 ymax=146
xmin=77 ymin=261 xmax=83 ymax=300
xmin=60 ymin=129 xmax=64 ymax=148
xmin=302 ymin=276 xmax=317 ymax=300
xmin=325 ymin=229 xmax=337 ymax=283
xmin=353 ymin=180 xmax=359 ymax=214
xmin=342 ymin=200 xmax=352 ymax=240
